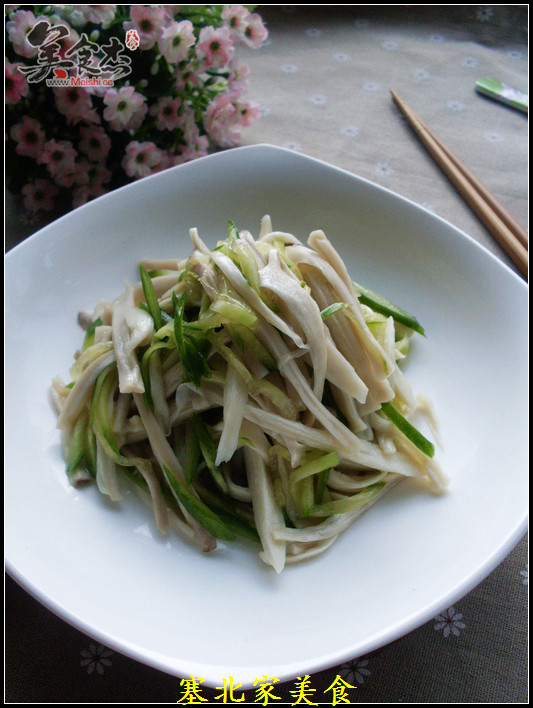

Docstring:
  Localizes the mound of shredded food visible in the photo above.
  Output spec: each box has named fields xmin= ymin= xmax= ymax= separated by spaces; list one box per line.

xmin=52 ymin=216 xmax=447 ymax=572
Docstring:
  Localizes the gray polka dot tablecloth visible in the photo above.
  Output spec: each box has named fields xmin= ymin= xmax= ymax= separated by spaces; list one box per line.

xmin=5 ymin=5 xmax=528 ymax=704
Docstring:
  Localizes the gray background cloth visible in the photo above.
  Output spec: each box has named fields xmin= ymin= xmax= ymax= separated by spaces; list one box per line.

xmin=5 ymin=5 xmax=528 ymax=703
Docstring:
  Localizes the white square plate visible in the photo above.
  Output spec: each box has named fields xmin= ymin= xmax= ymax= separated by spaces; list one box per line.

xmin=5 ymin=145 xmax=528 ymax=688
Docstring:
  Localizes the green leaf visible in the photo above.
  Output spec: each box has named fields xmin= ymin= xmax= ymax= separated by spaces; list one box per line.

xmin=82 ymin=317 xmax=103 ymax=350
xmin=353 ymin=281 xmax=425 ymax=336
xmin=172 ymin=291 xmax=211 ymax=388
xmin=194 ymin=482 xmax=260 ymax=542
xmin=381 ymin=402 xmax=435 ymax=458
xmin=320 ymin=302 xmax=349 ymax=320
xmin=227 ymin=220 xmax=240 ymax=241
xmin=84 ymin=424 xmax=97 ymax=477
xmin=311 ymin=482 xmax=386 ymax=517
xmin=224 ymin=323 xmax=277 ymax=371
xmin=140 ymin=340 xmax=173 ymax=410
xmin=190 ymin=414 xmax=228 ymax=494
xmin=89 ymin=363 xmax=117 ymax=432
xmin=162 ymin=465 xmax=236 ymax=542
xmin=315 ymin=468 xmax=330 ymax=504
xmin=292 ymin=476 xmax=315 ymax=518
xmin=65 ymin=411 xmax=89 ymax=480
xmin=140 ymin=263 xmax=163 ymax=331
xmin=210 ymin=297 xmax=257 ymax=328
xmin=291 ymin=451 xmax=339 ymax=484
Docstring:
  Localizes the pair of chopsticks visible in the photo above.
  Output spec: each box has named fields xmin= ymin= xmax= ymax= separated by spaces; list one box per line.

xmin=391 ymin=90 xmax=528 ymax=280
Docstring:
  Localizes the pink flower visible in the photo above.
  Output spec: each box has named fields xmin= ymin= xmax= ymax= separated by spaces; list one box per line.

xmin=204 ymin=93 xmax=261 ymax=148
xmin=69 ymin=157 xmax=110 ymax=206
xmin=74 ymin=158 xmax=111 ymax=187
xmin=182 ymin=112 xmax=209 ymax=157
xmin=86 ymin=160 xmax=112 ymax=185
xmin=22 ymin=178 xmax=59 ymax=212
xmin=39 ymin=139 xmax=78 ymax=177
xmin=158 ymin=19 xmax=196 ymax=64
xmin=196 ymin=26 xmax=234 ymax=70
xmin=221 ymin=6 xmax=250 ymax=40
xmin=175 ymin=136 xmax=209 ymax=164
xmin=72 ymin=161 xmax=90 ymax=187
xmin=203 ymin=93 xmax=241 ymax=148
xmin=52 ymin=169 xmax=78 ymax=188
xmin=234 ymin=97 xmax=261 ymax=128
xmin=162 ymin=6 xmax=182 ymax=22
xmin=221 ymin=7 xmax=268 ymax=48
xmin=6 ymin=4 xmax=269 ymax=213
xmin=150 ymin=96 xmax=184 ymax=131
xmin=227 ymin=60 xmax=250 ymax=96
xmin=103 ymin=86 xmax=148 ymax=131
xmin=10 ymin=116 xmax=45 ymax=158
xmin=72 ymin=182 xmax=107 ymax=208
xmin=16 ymin=14 xmax=81 ymax=59
xmin=6 ymin=9 xmax=42 ymax=58
xmin=123 ymin=5 xmax=166 ymax=50
xmin=173 ymin=60 xmax=203 ymax=92
xmin=173 ymin=113 xmax=209 ymax=164
xmin=78 ymin=124 xmax=112 ymax=162
xmin=52 ymin=18 xmax=80 ymax=57
xmin=5 ymin=60 xmax=29 ymax=105
xmin=54 ymin=87 xmax=100 ymax=125
xmin=76 ymin=5 xmax=117 ymax=28
xmin=122 ymin=141 xmax=168 ymax=179
xmin=242 ymin=13 xmax=268 ymax=49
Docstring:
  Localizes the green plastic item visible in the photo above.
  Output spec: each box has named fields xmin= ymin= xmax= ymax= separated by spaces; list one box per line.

xmin=475 ymin=77 xmax=528 ymax=113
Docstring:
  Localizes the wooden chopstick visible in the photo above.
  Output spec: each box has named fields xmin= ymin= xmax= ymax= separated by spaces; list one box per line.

xmin=421 ymin=122 xmax=529 ymax=249
xmin=390 ymin=90 xmax=528 ymax=279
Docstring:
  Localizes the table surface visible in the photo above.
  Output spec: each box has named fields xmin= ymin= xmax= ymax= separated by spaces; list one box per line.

xmin=5 ymin=5 xmax=528 ymax=704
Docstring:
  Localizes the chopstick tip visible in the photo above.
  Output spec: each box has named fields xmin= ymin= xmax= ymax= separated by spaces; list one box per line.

xmin=390 ymin=89 xmax=406 ymax=111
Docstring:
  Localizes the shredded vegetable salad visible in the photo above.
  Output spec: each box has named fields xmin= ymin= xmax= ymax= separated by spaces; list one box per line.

xmin=52 ymin=216 xmax=447 ymax=572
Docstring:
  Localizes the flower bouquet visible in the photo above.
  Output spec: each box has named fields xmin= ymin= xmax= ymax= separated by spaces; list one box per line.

xmin=5 ymin=5 xmax=268 ymax=215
